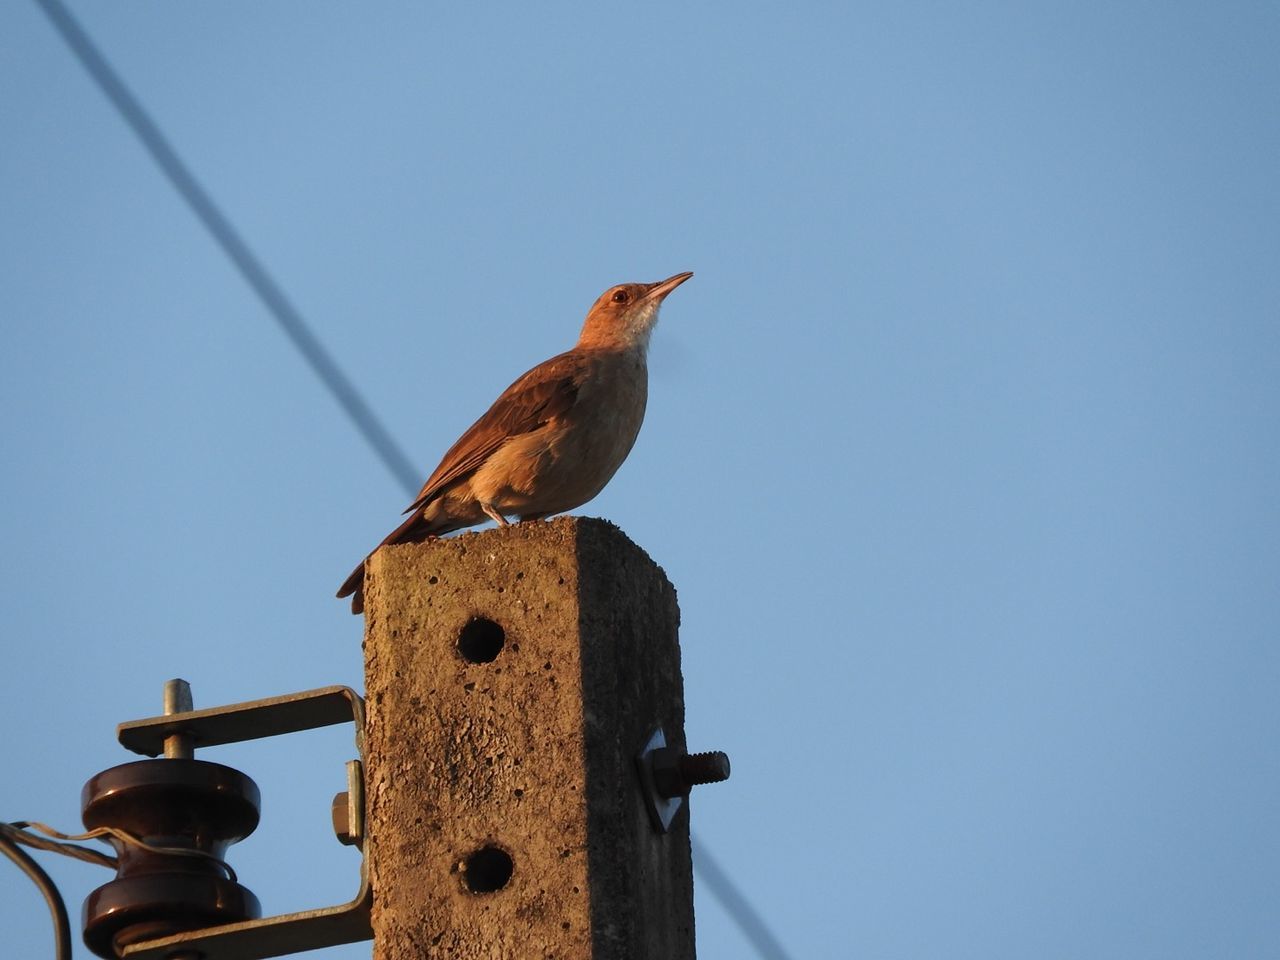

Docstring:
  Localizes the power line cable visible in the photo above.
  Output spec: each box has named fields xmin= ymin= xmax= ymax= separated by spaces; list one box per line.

xmin=33 ymin=0 xmax=421 ymax=497
xmin=0 ymin=831 xmax=71 ymax=960
xmin=6 ymin=820 xmax=237 ymax=881
xmin=692 ymin=836 xmax=796 ymax=960
xmin=1 ymin=821 xmax=115 ymax=870
xmin=34 ymin=3 xmax=797 ymax=958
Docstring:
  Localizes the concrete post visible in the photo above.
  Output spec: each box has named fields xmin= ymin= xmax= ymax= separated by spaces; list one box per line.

xmin=362 ymin=517 xmax=695 ymax=959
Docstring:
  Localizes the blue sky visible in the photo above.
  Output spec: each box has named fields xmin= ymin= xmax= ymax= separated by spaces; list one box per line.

xmin=2 ymin=2 xmax=1278 ymax=957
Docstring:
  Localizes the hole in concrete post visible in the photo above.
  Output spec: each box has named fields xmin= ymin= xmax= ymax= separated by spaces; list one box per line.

xmin=463 ymin=845 xmax=514 ymax=893
xmin=457 ymin=617 xmax=505 ymax=663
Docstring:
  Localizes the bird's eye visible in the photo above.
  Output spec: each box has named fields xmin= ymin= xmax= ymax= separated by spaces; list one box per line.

xmin=611 ymin=289 xmax=630 ymax=304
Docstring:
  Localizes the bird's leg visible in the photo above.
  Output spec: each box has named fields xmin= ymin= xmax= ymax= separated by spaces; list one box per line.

xmin=480 ymin=502 xmax=510 ymax=527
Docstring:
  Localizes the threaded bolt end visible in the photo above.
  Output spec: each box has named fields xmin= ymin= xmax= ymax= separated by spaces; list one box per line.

xmin=678 ymin=751 xmax=731 ymax=785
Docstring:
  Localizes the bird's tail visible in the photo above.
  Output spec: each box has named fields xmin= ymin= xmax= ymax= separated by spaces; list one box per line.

xmin=336 ymin=562 xmax=368 ymax=613
xmin=336 ymin=510 xmax=440 ymax=615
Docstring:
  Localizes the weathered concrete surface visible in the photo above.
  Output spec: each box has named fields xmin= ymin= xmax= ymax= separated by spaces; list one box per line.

xmin=363 ymin=517 xmax=694 ymax=960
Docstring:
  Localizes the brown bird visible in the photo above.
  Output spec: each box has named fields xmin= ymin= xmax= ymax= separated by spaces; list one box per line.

xmin=337 ymin=271 xmax=693 ymax=613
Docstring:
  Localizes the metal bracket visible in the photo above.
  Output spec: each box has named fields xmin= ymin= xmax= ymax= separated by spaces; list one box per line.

xmin=114 ymin=685 xmax=373 ymax=960
xmin=118 ymin=685 xmax=366 ymax=759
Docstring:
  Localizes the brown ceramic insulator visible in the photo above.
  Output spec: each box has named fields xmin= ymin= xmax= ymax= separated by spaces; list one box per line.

xmin=80 ymin=759 xmax=262 ymax=959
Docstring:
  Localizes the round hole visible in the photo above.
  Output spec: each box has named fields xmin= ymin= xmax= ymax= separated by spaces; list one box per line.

xmin=458 ymin=617 xmax=505 ymax=663
xmin=463 ymin=845 xmax=513 ymax=893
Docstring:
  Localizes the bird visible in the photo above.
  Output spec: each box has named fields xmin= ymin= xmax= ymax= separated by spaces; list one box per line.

xmin=337 ymin=271 xmax=693 ymax=614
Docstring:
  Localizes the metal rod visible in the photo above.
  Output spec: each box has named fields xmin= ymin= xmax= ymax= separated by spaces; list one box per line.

xmin=163 ymin=678 xmax=195 ymax=760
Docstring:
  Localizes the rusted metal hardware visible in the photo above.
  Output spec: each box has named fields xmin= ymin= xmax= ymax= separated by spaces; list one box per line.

xmin=81 ymin=681 xmax=371 ymax=960
xmin=652 ymin=750 xmax=731 ymax=798
xmin=118 ymin=684 xmax=366 ymax=759
xmin=635 ymin=728 xmax=731 ymax=833
xmin=119 ymin=874 xmax=371 ymax=960
xmin=330 ymin=760 xmax=365 ymax=847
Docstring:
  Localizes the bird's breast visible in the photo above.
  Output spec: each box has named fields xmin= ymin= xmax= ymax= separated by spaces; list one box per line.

xmin=473 ymin=350 xmax=649 ymax=515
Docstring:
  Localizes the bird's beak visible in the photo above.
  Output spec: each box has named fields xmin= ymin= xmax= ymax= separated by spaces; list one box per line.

xmin=643 ymin=271 xmax=694 ymax=302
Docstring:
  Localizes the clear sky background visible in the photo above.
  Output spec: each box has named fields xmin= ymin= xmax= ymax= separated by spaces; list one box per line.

xmin=2 ymin=3 xmax=1278 ymax=958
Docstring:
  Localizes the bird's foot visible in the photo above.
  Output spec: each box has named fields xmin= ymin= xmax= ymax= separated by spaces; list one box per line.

xmin=480 ymin=502 xmax=510 ymax=527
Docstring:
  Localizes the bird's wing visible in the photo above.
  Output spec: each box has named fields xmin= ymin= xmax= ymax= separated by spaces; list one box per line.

xmin=404 ymin=349 xmax=588 ymax=514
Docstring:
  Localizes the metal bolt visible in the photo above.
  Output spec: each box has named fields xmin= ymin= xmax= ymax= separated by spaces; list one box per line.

xmin=651 ymin=747 xmax=731 ymax=799
xmin=163 ymin=678 xmax=195 ymax=760
xmin=678 ymin=751 xmax=731 ymax=786
xmin=331 ymin=760 xmax=365 ymax=847
xmin=332 ymin=792 xmax=357 ymax=846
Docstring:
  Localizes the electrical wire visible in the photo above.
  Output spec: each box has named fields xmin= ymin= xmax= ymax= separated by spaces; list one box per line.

xmin=34 ymin=3 xmax=800 ymax=958
xmin=2 ymin=818 xmax=241 ymax=959
xmin=0 ymin=831 xmax=72 ymax=960
xmin=692 ymin=836 xmax=797 ymax=960
xmin=0 ymin=821 xmax=115 ymax=869
xmin=8 ymin=821 xmax=238 ymax=882
xmin=32 ymin=0 xmax=421 ymax=497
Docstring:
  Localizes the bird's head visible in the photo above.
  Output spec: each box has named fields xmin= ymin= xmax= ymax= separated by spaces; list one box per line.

xmin=577 ymin=272 xmax=693 ymax=351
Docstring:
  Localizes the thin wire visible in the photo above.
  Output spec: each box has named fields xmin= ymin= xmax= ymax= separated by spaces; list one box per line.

xmin=0 ymin=832 xmax=72 ymax=960
xmin=692 ymin=835 xmax=797 ymax=960
xmin=32 ymin=0 xmax=421 ymax=497
xmin=0 ymin=821 xmax=115 ymax=869
xmin=11 ymin=821 xmax=238 ymax=882
xmin=36 ymin=5 xmax=797 ymax=958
